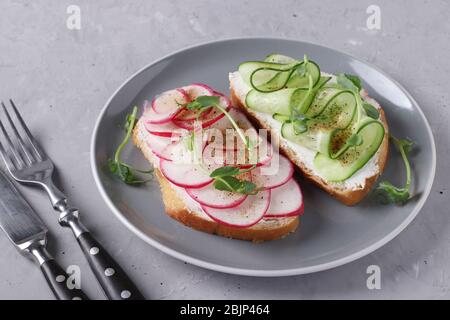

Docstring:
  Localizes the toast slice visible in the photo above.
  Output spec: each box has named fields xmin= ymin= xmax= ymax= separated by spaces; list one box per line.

xmin=132 ymin=118 xmax=299 ymax=242
xmin=229 ymin=71 xmax=389 ymax=206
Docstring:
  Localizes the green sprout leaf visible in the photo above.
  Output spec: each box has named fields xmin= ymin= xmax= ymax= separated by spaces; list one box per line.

xmin=376 ymin=136 xmax=414 ymax=205
xmin=291 ymin=108 xmax=309 ymax=134
xmin=210 ymin=165 xmax=260 ymax=195
xmin=187 ymin=95 xmax=220 ymax=110
xmin=210 ymin=166 xmax=240 ymax=178
xmin=293 ymin=119 xmax=308 ymax=134
xmin=109 ymin=106 xmax=153 ymax=185
xmin=376 ymin=181 xmax=410 ymax=205
xmin=337 ymin=73 xmax=362 ymax=93
xmin=363 ymin=102 xmax=380 ymax=119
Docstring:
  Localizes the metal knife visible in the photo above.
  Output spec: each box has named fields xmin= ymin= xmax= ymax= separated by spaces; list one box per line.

xmin=0 ymin=170 xmax=89 ymax=300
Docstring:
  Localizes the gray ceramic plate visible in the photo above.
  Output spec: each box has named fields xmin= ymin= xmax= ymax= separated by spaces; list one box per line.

xmin=91 ymin=38 xmax=436 ymax=276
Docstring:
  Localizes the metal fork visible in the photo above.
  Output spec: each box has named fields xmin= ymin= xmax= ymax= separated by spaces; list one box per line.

xmin=0 ymin=99 xmax=144 ymax=300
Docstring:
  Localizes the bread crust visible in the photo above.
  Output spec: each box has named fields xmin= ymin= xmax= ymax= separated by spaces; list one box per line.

xmin=132 ymin=122 xmax=299 ymax=242
xmin=230 ymin=87 xmax=389 ymax=206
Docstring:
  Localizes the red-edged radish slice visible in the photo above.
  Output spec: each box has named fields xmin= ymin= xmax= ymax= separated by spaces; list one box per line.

xmin=144 ymin=120 xmax=187 ymax=138
xmin=160 ymin=158 xmax=213 ymax=189
xmin=173 ymin=93 xmax=231 ymax=130
xmin=145 ymin=89 xmax=187 ymax=124
xmin=264 ymin=178 xmax=304 ymax=218
xmin=187 ymin=83 xmax=215 ymax=95
xmin=201 ymin=190 xmax=271 ymax=228
xmin=174 ymin=84 xmax=215 ymax=121
xmin=175 ymin=106 xmax=213 ymax=122
xmin=186 ymin=185 xmax=248 ymax=209
xmin=157 ymin=129 xmax=207 ymax=162
xmin=151 ymin=88 xmax=189 ymax=113
xmin=146 ymin=134 xmax=179 ymax=161
xmin=252 ymin=154 xmax=294 ymax=189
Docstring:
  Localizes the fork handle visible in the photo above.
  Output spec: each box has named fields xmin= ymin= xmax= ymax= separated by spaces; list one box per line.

xmin=76 ymin=231 xmax=144 ymax=300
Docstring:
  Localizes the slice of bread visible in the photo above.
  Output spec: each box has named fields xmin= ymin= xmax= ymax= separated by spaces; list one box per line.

xmin=132 ymin=118 xmax=299 ymax=242
xmin=229 ymin=72 xmax=389 ymax=206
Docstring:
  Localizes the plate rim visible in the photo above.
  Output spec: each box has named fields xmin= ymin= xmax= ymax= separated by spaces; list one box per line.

xmin=90 ymin=36 xmax=436 ymax=277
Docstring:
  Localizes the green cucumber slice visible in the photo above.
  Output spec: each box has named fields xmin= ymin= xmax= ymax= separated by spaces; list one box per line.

xmin=246 ymin=77 xmax=331 ymax=116
xmin=238 ymin=60 xmax=321 ymax=93
xmin=281 ymin=89 xmax=357 ymax=154
xmin=313 ymin=120 xmax=385 ymax=181
xmin=246 ymin=87 xmax=306 ymax=115
xmin=272 ymin=113 xmax=290 ymax=122
xmin=264 ymin=54 xmax=296 ymax=64
xmin=313 ymin=90 xmax=357 ymax=129
xmin=295 ymin=76 xmax=332 ymax=114
xmin=238 ymin=61 xmax=296 ymax=89
xmin=281 ymin=121 xmax=332 ymax=154
xmin=306 ymin=87 xmax=341 ymax=117
xmin=264 ymin=61 xmax=321 ymax=92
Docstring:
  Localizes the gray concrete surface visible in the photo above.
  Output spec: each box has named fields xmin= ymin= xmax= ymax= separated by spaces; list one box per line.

xmin=0 ymin=0 xmax=448 ymax=299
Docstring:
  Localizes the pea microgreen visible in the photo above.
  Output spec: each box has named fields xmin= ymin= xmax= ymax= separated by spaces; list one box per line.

xmin=210 ymin=165 xmax=261 ymax=195
xmin=376 ymin=135 xmax=414 ymax=205
xmin=108 ymin=106 xmax=153 ymax=185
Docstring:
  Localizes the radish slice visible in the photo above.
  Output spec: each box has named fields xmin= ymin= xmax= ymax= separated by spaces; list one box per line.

xmin=173 ymin=94 xmax=231 ymax=130
xmin=174 ymin=84 xmax=215 ymax=121
xmin=145 ymin=89 xmax=187 ymax=124
xmin=156 ymin=130 xmax=208 ymax=162
xmin=160 ymin=159 xmax=213 ymax=189
xmin=146 ymin=134 xmax=179 ymax=161
xmin=252 ymin=154 xmax=294 ymax=189
xmin=151 ymin=88 xmax=188 ymax=113
xmin=175 ymin=106 xmax=213 ymax=122
xmin=186 ymin=184 xmax=248 ymax=209
xmin=187 ymin=83 xmax=215 ymax=95
xmin=144 ymin=120 xmax=187 ymax=138
xmin=265 ymin=178 xmax=304 ymax=218
xmin=201 ymin=190 xmax=271 ymax=228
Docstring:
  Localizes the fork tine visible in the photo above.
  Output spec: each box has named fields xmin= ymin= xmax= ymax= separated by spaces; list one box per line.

xmin=0 ymin=115 xmax=25 ymax=169
xmin=1 ymin=101 xmax=36 ymax=164
xmin=0 ymin=136 xmax=16 ymax=171
xmin=9 ymin=99 xmax=44 ymax=160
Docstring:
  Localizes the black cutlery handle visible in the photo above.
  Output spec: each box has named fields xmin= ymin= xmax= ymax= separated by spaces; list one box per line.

xmin=76 ymin=232 xmax=144 ymax=300
xmin=40 ymin=259 xmax=89 ymax=300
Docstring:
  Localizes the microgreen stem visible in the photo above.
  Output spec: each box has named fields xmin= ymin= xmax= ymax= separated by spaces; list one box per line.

xmin=214 ymin=103 xmax=250 ymax=149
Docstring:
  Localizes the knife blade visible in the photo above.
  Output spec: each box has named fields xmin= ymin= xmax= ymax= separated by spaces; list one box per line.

xmin=0 ymin=170 xmax=89 ymax=300
xmin=0 ymin=170 xmax=47 ymax=248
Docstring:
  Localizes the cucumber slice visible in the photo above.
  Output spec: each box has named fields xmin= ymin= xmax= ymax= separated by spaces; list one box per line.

xmin=281 ymin=89 xmax=357 ymax=155
xmin=306 ymin=87 xmax=341 ymax=117
xmin=264 ymin=54 xmax=297 ymax=64
xmin=281 ymin=121 xmax=332 ymax=154
xmin=313 ymin=120 xmax=385 ymax=182
xmin=238 ymin=60 xmax=321 ymax=93
xmin=313 ymin=90 xmax=357 ymax=129
xmin=246 ymin=77 xmax=331 ymax=116
xmin=238 ymin=61 xmax=296 ymax=89
xmin=246 ymin=88 xmax=306 ymax=116
xmin=264 ymin=61 xmax=321 ymax=92
xmin=296 ymin=76 xmax=332 ymax=114
xmin=272 ymin=113 xmax=290 ymax=122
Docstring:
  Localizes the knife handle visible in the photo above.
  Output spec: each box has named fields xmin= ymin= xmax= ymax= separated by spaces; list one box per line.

xmin=29 ymin=244 xmax=89 ymax=300
xmin=76 ymin=231 xmax=144 ymax=300
xmin=40 ymin=259 xmax=89 ymax=300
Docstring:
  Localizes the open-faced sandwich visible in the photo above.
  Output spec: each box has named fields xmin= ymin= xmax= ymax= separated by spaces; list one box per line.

xmin=230 ymin=54 xmax=389 ymax=205
xmin=132 ymin=84 xmax=303 ymax=242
